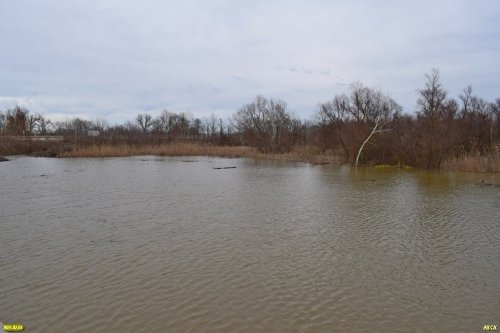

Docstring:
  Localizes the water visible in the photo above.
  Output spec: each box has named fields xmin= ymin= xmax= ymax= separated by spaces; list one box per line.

xmin=1 ymin=156 xmax=499 ymax=332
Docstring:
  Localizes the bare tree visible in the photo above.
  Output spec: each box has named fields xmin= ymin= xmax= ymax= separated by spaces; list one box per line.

xmin=0 ymin=110 xmax=5 ymax=133
xmin=318 ymin=83 xmax=401 ymax=166
xmin=353 ymin=88 xmax=401 ymax=167
xmin=158 ymin=110 xmax=178 ymax=139
xmin=234 ymin=95 xmax=268 ymax=146
xmin=234 ymin=95 xmax=292 ymax=152
xmin=318 ymin=94 xmax=351 ymax=158
xmin=204 ymin=113 xmax=218 ymax=139
xmin=417 ymin=68 xmax=447 ymax=119
xmin=219 ymin=117 xmax=225 ymax=143
xmin=136 ymin=113 xmax=154 ymax=134
xmin=191 ymin=118 xmax=202 ymax=138
xmin=5 ymin=106 xmax=29 ymax=135
xmin=95 ymin=117 xmax=109 ymax=134
xmin=268 ymin=99 xmax=290 ymax=150
xmin=493 ymin=99 xmax=500 ymax=141
xmin=38 ymin=116 xmax=52 ymax=135
xmin=459 ymin=85 xmax=473 ymax=119
xmin=472 ymin=97 xmax=495 ymax=151
xmin=54 ymin=118 xmax=72 ymax=135
xmin=125 ymin=121 xmax=140 ymax=133
xmin=416 ymin=69 xmax=452 ymax=168
xmin=27 ymin=113 xmax=42 ymax=135
xmin=72 ymin=118 xmax=93 ymax=135
xmin=177 ymin=112 xmax=192 ymax=138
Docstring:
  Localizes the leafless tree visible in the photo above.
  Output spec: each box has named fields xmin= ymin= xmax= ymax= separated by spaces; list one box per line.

xmin=268 ymin=98 xmax=290 ymax=150
xmin=352 ymin=87 xmax=401 ymax=167
xmin=5 ymin=106 xmax=29 ymax=135
xmin=459 ymin=85 xmax=473 ymax=119
xmin=125 ymin=121 xmax=140 ymax=132
xmin=471 ymin=98 xmax=496 ymax=151
xmin=158 ymin=110 xmax=179 ymax=139
xmin=219 ymin=117 xmax=224 ymax=141
xmin=191 ymin=118 xmax=202 ymax=137
xmin=415 ymin=69 xmax=452 ymax=168
xmin=203 ymin=113 xmax=218 ymax=138
xmin=38 ymin=116 xmax=52 ymax=135
xmin=136 ymin=113 xmax=154 ymax=134
xmin=234 ymin=95 xmax=268 ymax=145
xmin=27 ymin=113 xmax=42 ymax=135
xmin=0 ymin=111 xmax=5 ymax=133
xmin=417 ymin=68 xmax=447 ymax=120
xmin=234 ymin=95 xmax=292 ymax=152
xmin=318 ymin=83 xmax=401 ymax=166
xmin=94 ymin=117 xmax=109 ymax=134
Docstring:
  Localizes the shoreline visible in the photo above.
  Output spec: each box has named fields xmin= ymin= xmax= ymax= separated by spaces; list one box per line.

xmin=56 ymin=143 xmax=344 ymax=166
xmin=1 ymin=142 xmax=499 ymax=173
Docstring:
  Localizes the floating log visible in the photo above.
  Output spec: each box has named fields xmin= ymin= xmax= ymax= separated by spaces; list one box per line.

xmin=213 ymin=166 xmax=237 ymax=170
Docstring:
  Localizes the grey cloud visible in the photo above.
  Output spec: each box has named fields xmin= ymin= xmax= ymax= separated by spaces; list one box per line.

xmin=0 ymin=0 xmax=499 ymax=121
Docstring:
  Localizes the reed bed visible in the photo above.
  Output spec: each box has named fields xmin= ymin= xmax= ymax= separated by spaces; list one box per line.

xmin=58 ymin=143 xmax=343 ymax=165
xmin=4 ymin=139 xmax=498 ymax=172
xmin=0 ymin=137 xmax=58 ymax=156
xmin=441 ymin=152 xmax=500 ymax=173
xmin=59 ymin=143 xmax=256 ymax=158
xmin=252 ymin=146 xmax=343 ymax=165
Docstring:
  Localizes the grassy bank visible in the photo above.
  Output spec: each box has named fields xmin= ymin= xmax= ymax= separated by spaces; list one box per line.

xmin=2 ymin=139 xmax=498 ymax=173
xmin=58 ymin=143 xmax=343 ymax=165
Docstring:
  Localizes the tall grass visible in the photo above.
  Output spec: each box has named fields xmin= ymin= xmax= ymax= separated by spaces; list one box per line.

xmin=0 ymin=137 xmax=60 ymax=156
xmin=58 ymin=143 xmax=344 ymax=165
xmin=441 ymin=152 xmax=500 ymax=173
xmin=251 ymin=145 xmax=343 ymax=165
xmin=59 ymin=143 xmax=255 ymax=158
xmin=6 ymin=139 xmax=498 ymax=172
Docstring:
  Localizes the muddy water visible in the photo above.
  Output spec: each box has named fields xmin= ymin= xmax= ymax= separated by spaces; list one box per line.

xmin=1 ymin=156 xmax=499 ymax=332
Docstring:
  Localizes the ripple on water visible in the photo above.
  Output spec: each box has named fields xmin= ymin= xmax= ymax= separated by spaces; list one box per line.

xmin=0 ymin=157 xmax=499 ymax=332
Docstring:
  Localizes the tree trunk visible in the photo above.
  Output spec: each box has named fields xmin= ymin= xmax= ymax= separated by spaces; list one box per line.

xmin=355 ymin=121 xmax=378 ymax=167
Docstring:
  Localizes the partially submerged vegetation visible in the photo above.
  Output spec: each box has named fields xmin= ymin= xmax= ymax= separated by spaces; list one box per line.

xmin=60 ymin=143 xmax=255 ymax=158
xmin=59 ymin=143 xmax=343 ymax=165
xmin=441 ymin=152 xmax=500 ymax=173
xmin=1 ymin=69 xmax=499 ymax=172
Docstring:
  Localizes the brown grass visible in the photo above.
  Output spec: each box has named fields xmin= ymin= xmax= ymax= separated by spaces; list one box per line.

xmin=252 ymin=145 xmax=343 ymax=165
xmin=58 ymin=143 xmax=343 ymax=165
xmin=441 ymin=152 xmax=500 ymax=173
xmin=0 ymin=137 xmax=61 ymax=156
xmin=59 ymin=143 xmax=256 ymax=158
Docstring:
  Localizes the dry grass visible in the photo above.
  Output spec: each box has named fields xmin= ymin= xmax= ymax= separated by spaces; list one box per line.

xmin=8 ymin=139 xmax=499 ymax=172
xmin=252 ymin=145 xmax=343 ymax=165
xmin=59 ymin=143 xmax=256 ymax=158
xmin=441 ymin=152 xmax=500 ymax=173
xmin=58 ymin=143 xmax=343 ymax=165
xmin=0 ymin=137 xmax=60 ymax=156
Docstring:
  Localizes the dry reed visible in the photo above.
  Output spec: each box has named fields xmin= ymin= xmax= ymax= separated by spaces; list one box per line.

xmin=7 ymin=140 xmax=497 ymax=172
xmin=59 ymin=143 xmax=255 ymax=158
xmin=441 ymin=152 xmax=500 ymax=173
xmin=58 ymin=143 xmax=343 ymax=165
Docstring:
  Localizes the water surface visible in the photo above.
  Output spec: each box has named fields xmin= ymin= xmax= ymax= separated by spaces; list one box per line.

xmin=1 ymin=156 xmax=499 ymax=332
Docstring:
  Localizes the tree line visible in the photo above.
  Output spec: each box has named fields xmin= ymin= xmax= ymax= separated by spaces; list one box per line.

xmin=1 ymin=69 xmax=499 ymax=169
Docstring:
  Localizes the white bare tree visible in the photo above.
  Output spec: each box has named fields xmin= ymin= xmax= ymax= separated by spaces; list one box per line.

xmin=320 ymin=83 xmax=401 ymax=166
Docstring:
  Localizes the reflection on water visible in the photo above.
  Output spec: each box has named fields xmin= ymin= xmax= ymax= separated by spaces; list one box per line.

xmin=1 ymin=156 xmax=499 ymax=332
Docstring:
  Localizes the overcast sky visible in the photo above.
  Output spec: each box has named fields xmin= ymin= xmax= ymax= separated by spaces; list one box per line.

xmin=1 ymin=0 xmax=499 ymax=123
